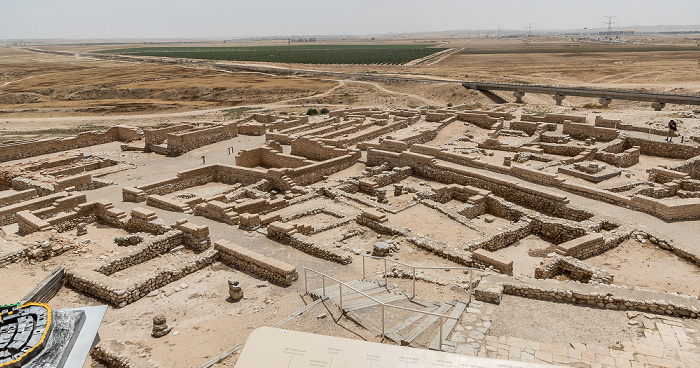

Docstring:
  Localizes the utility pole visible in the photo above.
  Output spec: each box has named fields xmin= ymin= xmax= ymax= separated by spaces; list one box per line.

xmin=527 ymin=23 xmax=533 ymax=38
xmin=288 ymin=38 xmax=292 ymax=74
xmin=604 ymin=16 xmax=617 ymax=40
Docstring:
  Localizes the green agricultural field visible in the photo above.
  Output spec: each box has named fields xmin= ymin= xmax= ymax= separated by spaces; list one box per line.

xmin=96 ymin=45 xmax=447 ymax=65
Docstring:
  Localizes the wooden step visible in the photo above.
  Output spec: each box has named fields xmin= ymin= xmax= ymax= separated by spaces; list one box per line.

xmin=343 ymin=292 xmax=410 ymax=312
xmin=428 ymin=300 xmax=468 ymax=351
xmin=400 ymin=302 xmax=453 ymax=346
xmin=309 ymin=280 xmax=377 ymax=299
xmin=384 ymin=304 xmax=438 ymax=344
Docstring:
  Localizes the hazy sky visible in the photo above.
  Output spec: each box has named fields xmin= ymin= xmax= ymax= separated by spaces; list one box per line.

xmin=2 ymin=0 xmax=699 ymax=39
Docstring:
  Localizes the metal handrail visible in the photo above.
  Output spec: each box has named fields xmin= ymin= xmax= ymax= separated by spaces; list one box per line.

xmin=303 ymin=267 xmax=457 ymax=351
xmin=361 ymin=255 xmax=489 ymax=300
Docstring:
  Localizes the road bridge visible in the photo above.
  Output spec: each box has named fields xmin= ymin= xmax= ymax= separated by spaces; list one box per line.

xmin=462 ymin=81 xmax=700 ymax=110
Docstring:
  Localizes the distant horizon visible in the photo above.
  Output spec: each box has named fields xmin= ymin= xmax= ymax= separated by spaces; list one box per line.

xmin=3 ymin=24 xmax=700 ymax=43
xmin=2 ymin=0 xmax=700 ymax=40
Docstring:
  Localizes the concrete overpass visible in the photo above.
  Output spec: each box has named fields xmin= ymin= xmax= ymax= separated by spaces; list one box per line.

xmin=462 ymin=81 xmax=700 ymax=110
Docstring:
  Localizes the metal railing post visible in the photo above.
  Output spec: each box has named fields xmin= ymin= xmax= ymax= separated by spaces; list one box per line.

xmin=339 ymin=283 xmax=343 ymax=312
xmin=469 ymin=269 xmax=473 ymax=304
xmin=304 ymin=267 xmax=308 ymax=295
xmin=439 ymin=316 xmax=444 ymax=351
xmin=322 ymin=275 xmax=326 ymax=296
xmin=384 ymin=258 xmax=387 ymax=287
xmin=362 ymin=256 xmax=366 ymax=280
xmin=381 ymin=304 xmax=385 ymax=339
xmin=412 ymin=267 xmax=416 ymax=299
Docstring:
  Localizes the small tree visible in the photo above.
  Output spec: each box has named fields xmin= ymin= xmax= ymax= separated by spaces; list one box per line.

xmin=306 ymin=108 xmax=319 ymax=116
xmin=320 ymin=108 xmax=329 ymax=114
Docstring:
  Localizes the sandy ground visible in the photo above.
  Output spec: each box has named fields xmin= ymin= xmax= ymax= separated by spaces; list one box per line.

xmin=587 ymin=239 xmax=700 ymax=297
xmin=488 ymin=295 xmax=640 ymax=347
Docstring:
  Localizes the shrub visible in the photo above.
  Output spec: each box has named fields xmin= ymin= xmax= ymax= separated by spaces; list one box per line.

xmin=320 ymin=108 xmax=329 ymax=114
xmin=113 ymin=237 xmax=125 ymax=244
xmin=306 ymin=108 xmax=319 ymax=116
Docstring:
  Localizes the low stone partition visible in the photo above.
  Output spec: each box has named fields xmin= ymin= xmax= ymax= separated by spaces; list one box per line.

xmin=554 ymin=234 xmax=605 ymax=258
xmin=562 ymin=121 xmax=619 ymax=142
xmin=472 ymin=249 xmax=513 ymax=275
xmin=215 ymin=240 xmax=298 ymax=285
xmin=96 ymin=231 xmax=184 ymax=275
xmin=469 ymin=219 xmax=532 ymax=252
xmin=544 ymin=113 xmax=587 ymax=124
xmin=595 ymin=146 xmax=640 ymax=168
xmin=0 ymin=189 xmax=38 ymax=207
xmin=91 ymin=340 xmax=164 ymax=368
xmin=267 ymin=222 xmax=352 ymax=264
xmin=67 ymin=248 xmax=217 ymax=307
xmin=535 ymin=255 xmax=613 ymax=284
xmin=236 ymin=146 xmax=312 ymax=168
xmin=475 ymin=274 xmax=700 ymax=318
xmin=165 ymin=122 xmax=238 ymax=156
xmin=456 ymin=112 xmax=502 ymax=129
xmin=509 ymin=121 xmax=556 ymax=136
xmin=633 ymin=229 xmax=700 ymax=267
xmin=0 ymin=192 xmax=70 ymax=226
xmin=146 ymin=194 xmax=192 ymax=213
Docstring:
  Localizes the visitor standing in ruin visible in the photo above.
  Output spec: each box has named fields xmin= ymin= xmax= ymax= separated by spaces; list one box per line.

xmin=666 ymin=119 xmax=677 ymax=142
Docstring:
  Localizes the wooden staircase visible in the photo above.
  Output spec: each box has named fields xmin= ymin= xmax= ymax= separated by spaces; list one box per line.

xmin=308 ymin=280 xmax=468 ymax=351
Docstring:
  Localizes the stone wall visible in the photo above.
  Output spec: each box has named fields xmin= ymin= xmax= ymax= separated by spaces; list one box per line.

xmin=235 ymin=147 xmax=311 ymax=168
xmin=144 ymin=123 xmax=192 ymax=151
xmin=562 ymin=121 xmax=619 ymax=142
xmin=475 ymin=274 xmax=700 ymax=318
xmin=535 ymin=255 xmax=613 ymax=284
xmin=267 ymin=221 xmax=353 ymax=264
xmin=166 ymin=122 xmax=238 ymax=156
xmin=91 ymin=340 xmax=164 ymax=368
xmin=215 ymin=240 xmax=298 ymax=285
xmin=0 ymin=126 xmax=141 ymax=163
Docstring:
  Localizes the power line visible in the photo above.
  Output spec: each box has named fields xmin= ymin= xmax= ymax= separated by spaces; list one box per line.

xmin=603 ymin=16 xmax=617 ymax=39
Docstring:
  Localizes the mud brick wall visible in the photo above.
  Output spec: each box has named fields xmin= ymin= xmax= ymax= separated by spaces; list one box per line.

xmin=215 ymin=240 xmax=298 ymax=285
xmin=535 ymin=255 xmax=613 ymax=284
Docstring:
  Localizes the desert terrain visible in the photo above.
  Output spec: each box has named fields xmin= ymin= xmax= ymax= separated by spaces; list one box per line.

xmin=1 ymin=36 xmax=700 ymax=368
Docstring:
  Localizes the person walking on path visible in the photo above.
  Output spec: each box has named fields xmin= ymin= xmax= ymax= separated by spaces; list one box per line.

xmin=666 ymin=119 xmax=677 ymax=142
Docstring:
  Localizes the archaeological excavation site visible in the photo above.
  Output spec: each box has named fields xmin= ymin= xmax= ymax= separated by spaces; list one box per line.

xmin=2 ymin=28 xmax=700 ymax=368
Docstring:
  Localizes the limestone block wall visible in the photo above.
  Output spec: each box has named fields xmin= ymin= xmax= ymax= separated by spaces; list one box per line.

xmin=0 ymin=126 xmax=140 ymax=163
xmin=544 ymin=114 xmax=587 ymax=124
xmin=267 ymin=221 xmax=352 ymax=264
xmin=215 ymin=240 xmax=298 ymax=285
xmin=95 ymin=231 xmax=184 ymax=275
xmin=476 ymin=274 xmax=700 ymax=318
xmin=510 ymin=121 xmax=557 ymax=136
xmin=668 ymin=156 xmax=700 ymax=180
xmin=595 ymin=147 xmax=640 ymax=168
xmin=563 ymin=121 xmax=619 ymax=142
xmin=287 ymin=153 xmax=361 ymax=186
xmin=166 ymin=122 xmax=238 ymax=156
xmin=91 ymin=340 xmax=165 ymax=368
xmin=0 ymin=189 xmax=38 ymax=207
xmin=535 ymin=255 xmax=613 ymax=284
xmin=456 ymin=112 xmax=502 ymax=129
xmin=0 ymin=192 xmax=70 ymax=226
xmin=144 ymin=123 xmax=192 ymax=151
xmin=235 ymin=147 xmax=312 ymax=168
xmin=624 ymin=136 xmax=700 ymax=159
